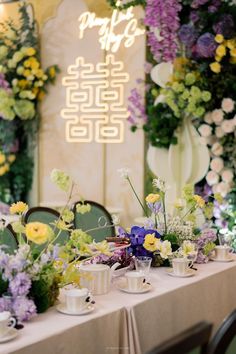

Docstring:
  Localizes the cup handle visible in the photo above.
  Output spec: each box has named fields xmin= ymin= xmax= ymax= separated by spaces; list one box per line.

xmin=85 ymin=293 xmax=95 ymax=305
xmin=188 ymin=260 xmax=194 ymax=268
xmin=9 ymin=317 xmax=16 ymax=328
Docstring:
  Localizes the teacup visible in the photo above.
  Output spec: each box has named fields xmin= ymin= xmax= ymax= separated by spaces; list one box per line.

xmin=172 ymin=258 xmax=192 ymax=276
xmin=0 ymin=311 xmax=16 ymax=337
xmin=125 ymin=271 xmax=145 ymax=291
xmin=64 ymin=288 xmax=91 ymax=312
xmin=214 ymin=245 xmax=231 ymax=260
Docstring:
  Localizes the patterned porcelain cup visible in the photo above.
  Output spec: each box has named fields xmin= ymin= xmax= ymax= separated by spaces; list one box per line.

xmin=0 ymin=311 xmax=16 ymax=337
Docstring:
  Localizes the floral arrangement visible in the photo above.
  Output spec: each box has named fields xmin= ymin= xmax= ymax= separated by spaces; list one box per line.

xmin=0 ymin=170 xmax=116 ymax=321
xmin=0 ymin=2 xmax=59 ymax=204
xmin=107 ymin=0 xmax=236 ymax=228
xmin=118 ymin=169 xmax=218 ymax=266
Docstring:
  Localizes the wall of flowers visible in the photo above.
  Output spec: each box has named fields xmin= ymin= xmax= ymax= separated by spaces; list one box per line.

xmin=106 ymin=0 xmax=236 ymax=230
xmin=0 ymin=2 xmax=58 ymax=206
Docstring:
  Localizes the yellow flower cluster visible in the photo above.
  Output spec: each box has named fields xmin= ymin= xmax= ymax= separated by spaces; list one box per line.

xmin=10 ymin=201 xmax=28 ymax=215
xmin=210 ymin=34 xmax=236 ymax=74
xmin=25 ymin=222 xmax=53 ymax=245
xmin=145 ymin=193 xmax=160 ymax=203
xmin=0 ymin=152 xmax=16 ymax=176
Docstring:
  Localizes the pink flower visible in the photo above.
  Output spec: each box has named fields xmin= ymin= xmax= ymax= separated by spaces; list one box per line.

xmin=198 ymin=124 xmax=212 ymax=137
xmin=204 ymin=112 xmax=213 ymax=124
xmin=214 ymin=182 xmax=231 ymax=197
xmin=221 ymin=98 xmax=234 ymax=113
xmin=221 ymin=119 xmax=235 ymax=133
xmin=211 ymin=109 xmax=224 ymax=125
xmin=221 ymin=169 xmax=234 ymax=183
xmin=211 ymin=142 xmax=223 ymax=156
xmin=206 ymin=170 xmax=219 ymax=186
xmin=215 ymin=126 xmax=225 ymax=138
xmin=210 ymin=157 xmax=224 ymax=173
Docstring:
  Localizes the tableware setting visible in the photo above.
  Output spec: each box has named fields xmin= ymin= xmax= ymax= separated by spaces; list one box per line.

xmin=0 ymin=311 xmax=18 ymax=343
xmin=210 ymin=245 xmax=234 ymax=262
xmin=116 ymin=271 xmax=152 ymax=294
xmin=166 ymin=258 xmax=196 ymax=278
xmin=56 ymin=288 xmax=95 ymax=316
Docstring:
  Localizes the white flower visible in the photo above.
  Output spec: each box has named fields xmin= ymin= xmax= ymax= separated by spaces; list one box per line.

xmin=210 ymin=157 xmax=224 ymax=173
xmin=214 ymin=182 xmax=231 ymax=197
xmin=211 ymin=109 xmax=224 ymax=125
xmin=160 ymin=240 xmax=172 ymax=259
xmin=221 ymin=98 xmax=235 ymax=113
xmin=204 ymin=112 xmax=213 ymax=124
xmin=221 ymin=119 xmax=235 ymax=133
xmin=117 ymin=168 xmax=130 ymax=179
xmin=221 ymin=169 xmax=234 ymax=183
xmin=215 ymin=126 xmax=225 ymax=138
xmin=153 ymin=177 xmax=169 ymax=192
xmin=150 ymin=62 xmax=173 ymax=88
xmin=198 ymin=124 xmax=212 ymax=137
xmin=206 ymin=170 xmax=219 ymax=186
xmin=181 ymin=241 xmax=196 ymax=257
xmin=211 ymin=142 xmax=223 ymax=156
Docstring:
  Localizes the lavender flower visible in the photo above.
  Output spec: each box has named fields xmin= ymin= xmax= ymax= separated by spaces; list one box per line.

xmin=208 ymin=0 xmax=221 ymax=13
xmin=147 ymin=201 xmax=162 ymax=214
xmin=127 ymin=87 xmax=147 ymax=127
xmin=191 ymin=0 xmax=209 ymax=9
xmin=178 ymin=24 xmax=197 ymax=46
xmin=12 ymin=297 xmax=36 ymax=322
xmin=9 ymin=272 xmax=31 ymax=297
xmin=213 ymin=15 xmax=235 ymax=38
xmin=145 ymin=0 xmax=182 ymax=62
xmin=190 ymin=11 xmax=200 ymax=23
xmin=196 ymin=33 xmax=217 ymax=58
xmin=0 ymin=298 xmax=8 ymax=312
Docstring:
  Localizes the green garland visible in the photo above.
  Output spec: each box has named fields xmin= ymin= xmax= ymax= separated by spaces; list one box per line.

xmin=106 ymin=0 xmax=145 ymax=10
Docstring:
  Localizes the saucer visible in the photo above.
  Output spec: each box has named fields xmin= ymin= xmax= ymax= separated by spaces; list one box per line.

xmin=0 ymin=328 xmax=18 ymax=343
xmin=56 ymin=304 xmax=95 ymax=316
xmin=210 ymin=256 xmax=234 ymax=263
xmin=116 ymin=280 xmax=152 ymax=294
xmin=166 ymin=268 xmax=196 ymax=278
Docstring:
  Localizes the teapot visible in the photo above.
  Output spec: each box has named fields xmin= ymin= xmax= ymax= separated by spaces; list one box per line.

xmin=79 ymin=263 xmax=120 ymax=295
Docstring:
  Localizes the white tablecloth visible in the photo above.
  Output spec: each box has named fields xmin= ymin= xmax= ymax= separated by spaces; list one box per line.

xmin=2 ymin=256 xmax=236 ymax=354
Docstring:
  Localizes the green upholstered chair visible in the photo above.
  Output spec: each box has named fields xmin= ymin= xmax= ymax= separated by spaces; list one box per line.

xmin=73 ymin=200 xmax=115 ymax=242
xmin=0 ymin=224 xmax=18 ymax=254
xmin=24 ymin=207 xmax=70 ymax=248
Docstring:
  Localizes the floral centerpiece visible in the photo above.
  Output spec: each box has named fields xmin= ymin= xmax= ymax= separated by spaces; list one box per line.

xmin=0 ymin=170 xmax=116 ymax=321
xmin=118 ymin=169 xmax=219 ymax=266
xmin=0 ymin=2 xmax=59 ymax=204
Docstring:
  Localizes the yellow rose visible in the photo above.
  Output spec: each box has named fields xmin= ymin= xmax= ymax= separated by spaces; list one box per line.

xmin=0 ymin=153 xmax=6 ymax=164
xmin=31 ymin=60 xmax=40 ymax=70
xmin=8 ymin=154 xmax=16 ymax=163
xmin=26 ymin=47 xmax=36 ymax=56
xmin=25 ymin=222 xmax=51 ymax=245
xmin=193 ymin=195 xmax=205 ymax=208
xmin=216 ymin=45 xmax=226 ymax=57
xmin=230 ymin=49 xmax=236 ymax=58
xmin=227 ymin=40 xmax=235 ymax=50
xmin=215 ymin=34 xmax=224 ymax=44
xmin=143 ymin=233 xmax=159 ymax=252
xmin=10 ymin=201 xmax=28 ymax=215
xmin=210 ymin=62 xmax=221 ymax=74
xmin=145 ymin=193 xmax=160 ymax=204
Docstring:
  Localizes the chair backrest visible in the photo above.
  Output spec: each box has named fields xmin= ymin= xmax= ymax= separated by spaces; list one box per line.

xmin=207 ymin=310 xmax=236 ymax=354
xmin=146 ymin=322 xmax=213 ymax=354
xmin=0 ymin=224 xmax=18 ymax=254
xmin=73 ymin=200 xmax=115 ymax=242
xmin=24 ymin=207 xmax=70 ymax=247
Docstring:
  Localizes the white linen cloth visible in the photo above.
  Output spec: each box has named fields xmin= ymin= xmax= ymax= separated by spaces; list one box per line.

xmin=1 ymin=256 xmax=236 ymax=354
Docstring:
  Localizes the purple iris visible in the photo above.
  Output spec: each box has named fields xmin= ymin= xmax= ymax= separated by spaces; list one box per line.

xmin=196 ymin=32 xmax=216 ymax=58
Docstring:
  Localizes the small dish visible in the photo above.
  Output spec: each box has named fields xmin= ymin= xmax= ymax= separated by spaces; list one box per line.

xmin=210 ymin=256 xmax=234 ymax=263
xmin=116 ymin=279 xmax=152 ymax=294
xmin=56 ymin=304 xmax=95 ymax=316
xmin=166 ymin=268 xmax=196 ymax=278
xmin=0 ymin=328 xmax=18 ymax=343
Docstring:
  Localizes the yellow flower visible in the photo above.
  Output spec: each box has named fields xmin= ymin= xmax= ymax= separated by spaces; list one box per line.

xmin=23 ymin=69 xmax=31 ymax=78
xmin=0 ymin=166 xmax=7 ymax=176
xmin=30 ymin=60 xmax=39 ymax=70
xmin=18 ymin=79 xmax=28 ymax=88
xmin=226 ymin=40 xmax=235 ymax=50
xmin=174 ymin=198 xmax=185 ymax=209
xmin=94 ymin=240 xmax=112 ymax=256
xmin=4 ymin=163 xmax=9 ymax=172
xmin=145 ymin=193 xmax=160 ymax=204
xmin=216 ymin=45 xmax=226 ymax=57
xmin=37 ymin=90 xmax=45 ymax=101
xmin=215 ymin=34 xmax=224 ymax=44
xmin=182 ymin=241 xmax=196 ymax=257
xmin=55 ymin=219 xmax=71 ymax=231
xmin=159 ymin=240 xmax=172 ymax=259
xmin=76 ymin=203 xmax=91 ymax=214
xmin=49 ymin=66 xmax=56 ymax=78
xmin=230 ymin=57 xmax=236 ymax=64
xmin=26 ymin=47 xmax=36 ymax=56
xmin=193 ymin=195 xmax=205 ymax=208
xmin=230 ymin=49 xmax=236 ymax=58
xmin=210 ymin=62 xmax=221 ymax=74
xmin=0 ymin=153 xmax=6 ymax=164
xmin=23 ymin=60 xmax=31 ymax=68
xmin=25 ymin=222 xmax=51 ymax=244
xmin=35 ymin=69 xmax=44 ymax=78
xmin=143 ymin=233 xmax=159 ymax=252
xmin=10 ymin=201 xmax=28 ymax=215
xmin=215 ymin=55 xmax=222 ymax=62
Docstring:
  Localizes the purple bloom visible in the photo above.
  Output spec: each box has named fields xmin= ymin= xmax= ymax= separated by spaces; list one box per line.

xmin=190 ymin=11 xmax=200 ymax=23
xmin=127 ymin=87 xmax=147 ymax=127
xmin=196 ymin=32 xmax=216 ymax=58
xmin=178 ymin=24 xmax=197 ymax=46
xmin=191 ymin=0 xmax=209 ymax=9
xmin=213 ymin=15 xmax=235 ymax=38
xmin=208 ymin=0 xmax=221 ymax=13
xmin=147 ymin=201 xmax=162 ymax=214
xmin=12 ymin=296 xmax=36 ymax=322
xmin=0 ymin=298 xmax=9 ymax=312
xmin=9 ymin=273 xmax=31 ymax=297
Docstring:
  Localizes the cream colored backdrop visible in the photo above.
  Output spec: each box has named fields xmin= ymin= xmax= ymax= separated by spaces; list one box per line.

xmin=37 ymin=0 xmax=145 ymax=226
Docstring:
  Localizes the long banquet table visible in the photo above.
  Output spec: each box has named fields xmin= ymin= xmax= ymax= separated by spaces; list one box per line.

xmin=2 ymin=256 xmax=236 ymax=354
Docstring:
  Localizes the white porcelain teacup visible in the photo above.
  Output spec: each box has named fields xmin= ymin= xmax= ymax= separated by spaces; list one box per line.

xmin=214 ymin=245 xmax=231 ymax=260
xmin=64 ymin=288 xmax=91 ymax=312
xmin=125 ymin=271 xmax=145 ymax=291
xmin=0 ymin=311 xmax=16 ymax=337
xmin=172 ymin=258 xmax=193 ymax=276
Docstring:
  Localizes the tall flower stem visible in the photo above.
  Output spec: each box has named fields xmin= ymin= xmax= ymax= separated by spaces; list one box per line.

xmin=162 ymin=193 xmax=167 ymax=234
xmin=127 ymin=176 xmax=148 ymax=217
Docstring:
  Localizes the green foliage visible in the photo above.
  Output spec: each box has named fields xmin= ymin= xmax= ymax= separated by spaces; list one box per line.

xmin=0 ymin=274 xmax=8 ymax=295
xmin=106 ymin=0 xmax=146 ymax=10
